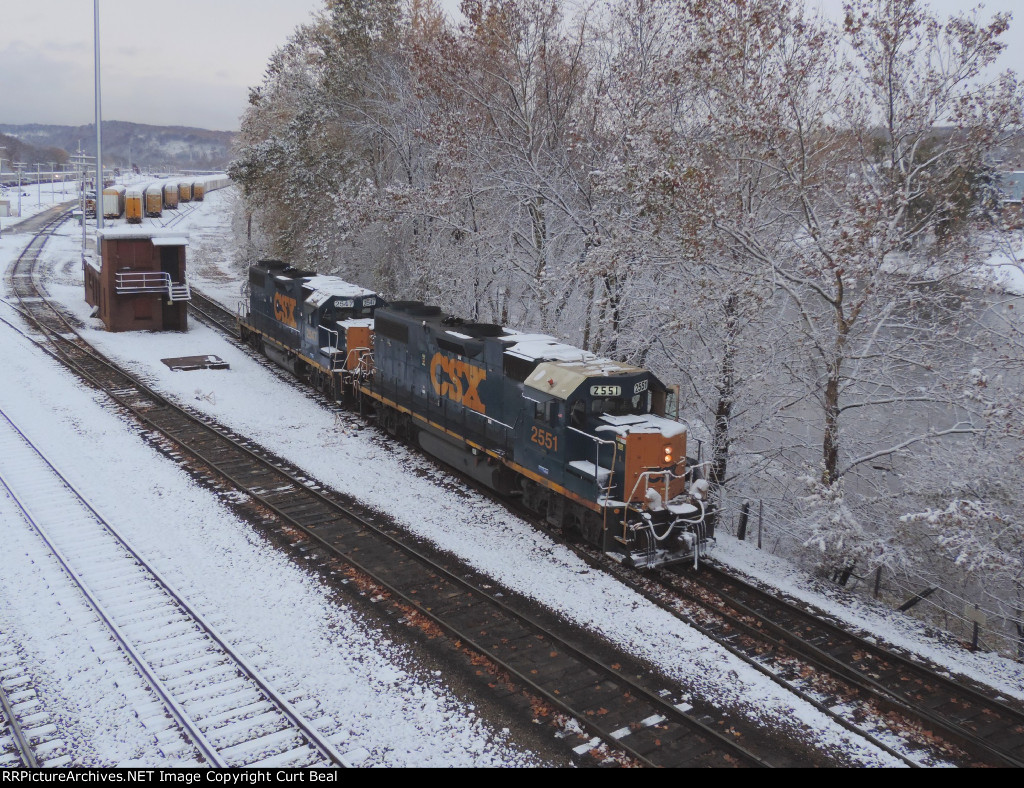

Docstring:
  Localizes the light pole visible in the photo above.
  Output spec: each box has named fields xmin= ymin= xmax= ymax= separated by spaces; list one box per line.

xmin=48 ymin=163 xmax=56 ymax=203
xmin=0 ymin=146 xmax=6 ymax=239
xmin=37 ymin=163 xmax=42 ymax=208
xmin=94 ymin=0 xmax=104 ymax=232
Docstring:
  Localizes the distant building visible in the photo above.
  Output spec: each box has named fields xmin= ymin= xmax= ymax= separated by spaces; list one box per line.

xmin=998 ymin=171 xmax=1024 ymax=227
xmin=84 ymin=227 xmax=191 ymax=332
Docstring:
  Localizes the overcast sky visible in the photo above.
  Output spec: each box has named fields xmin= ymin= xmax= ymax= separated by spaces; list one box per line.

xmin=0 ymin=0 xmax=1019 ymax=133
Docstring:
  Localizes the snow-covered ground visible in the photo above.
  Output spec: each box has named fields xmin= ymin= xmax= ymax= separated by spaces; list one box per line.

xmin=0 ymin=205 xmax=543 ymax=768
xmin=3 ymin=190 xmax=1022 ymax=767
xmin=980 ymin=232 xmax=1024 ymax=295
xmin=0 ymin=180 xmax=79 ymax=231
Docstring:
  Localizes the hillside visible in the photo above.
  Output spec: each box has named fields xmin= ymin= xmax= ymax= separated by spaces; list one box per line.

xmin=0 ymin=121 xmax=234 ymax=171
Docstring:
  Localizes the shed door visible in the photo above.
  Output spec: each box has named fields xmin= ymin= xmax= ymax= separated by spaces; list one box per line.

xmin=160 ymin=247 xmax=179 ymax=281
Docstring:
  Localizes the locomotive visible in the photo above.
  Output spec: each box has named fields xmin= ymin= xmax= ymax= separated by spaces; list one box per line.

xmin=238 ymin=261 xmax=712 ymax=568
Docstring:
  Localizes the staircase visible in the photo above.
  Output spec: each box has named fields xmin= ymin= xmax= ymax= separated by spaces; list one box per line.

xmin=168 ymin=280 xmax=191 ymax=302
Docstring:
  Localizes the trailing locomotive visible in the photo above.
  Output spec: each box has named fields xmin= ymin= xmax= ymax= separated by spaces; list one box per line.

xmin=240 ymin=260 xmax=379 ymax=399
xmin=238 ymin=261 xmax=711 ymax=568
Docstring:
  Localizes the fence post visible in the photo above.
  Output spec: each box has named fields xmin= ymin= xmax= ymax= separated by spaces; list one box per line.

xmin=737 ymin=501 xmax=749 ymax=541
xmin=897 ymin=586 xmax=938 ymax=612
xmin=964 ymin=604 xmax=986 ymax=652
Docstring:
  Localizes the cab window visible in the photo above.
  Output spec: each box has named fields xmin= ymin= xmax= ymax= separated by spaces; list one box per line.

xmin=590 ymin=392 xmax=650 ymax=416
xmin=534 ymin=399 xmax=559 ymax=425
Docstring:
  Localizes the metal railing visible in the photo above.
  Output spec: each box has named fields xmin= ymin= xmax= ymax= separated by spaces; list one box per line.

xmin=114 ymin=270 xmax=191 ymax=301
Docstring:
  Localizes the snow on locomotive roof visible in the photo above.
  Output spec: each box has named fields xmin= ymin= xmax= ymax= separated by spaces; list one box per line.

xmin=504 ymin=335 xmax=596 ymax=363
xmin=301 ymin=275 xmax=376 ymax=298
xmin=596 ymin=413 xmax=688 ymax=439
xmin=500 ymin=331 xmax=640 ymax=374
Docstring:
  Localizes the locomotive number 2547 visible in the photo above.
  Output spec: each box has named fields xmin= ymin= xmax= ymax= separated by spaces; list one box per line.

xmin=530 ymin=427 xmax=558 ymax=452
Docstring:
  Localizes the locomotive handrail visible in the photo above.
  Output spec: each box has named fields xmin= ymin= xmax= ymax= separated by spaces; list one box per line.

xmin=567 ymin=426 xmax=620 ymax=543
xmin=567 ymin=426 xmax=618 ymax=492
xmin=320 ymin=325 xmax=340 ymax=351
xmin=625 ymin=468 xmax=707 ymax=569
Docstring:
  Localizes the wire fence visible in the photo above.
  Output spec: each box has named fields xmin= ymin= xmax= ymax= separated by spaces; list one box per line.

xmin=714 ymin=497 xmax=1024 ymax=662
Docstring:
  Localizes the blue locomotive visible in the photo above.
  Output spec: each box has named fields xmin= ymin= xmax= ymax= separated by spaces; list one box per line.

xmin=239 ymin=264 xmax=712 ymax=568
xmin=240 ymin=260 xmax=381 ymax=399
xmin=359 ymin=303 xmax=711 ymax=568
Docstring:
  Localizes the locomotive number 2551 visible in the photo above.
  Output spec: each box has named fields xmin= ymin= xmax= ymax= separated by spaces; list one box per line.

xmin=530 ymin=427 xmax=558 ymax=452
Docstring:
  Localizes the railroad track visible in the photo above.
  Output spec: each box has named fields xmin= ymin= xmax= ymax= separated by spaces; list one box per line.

xmin=0 ymin=208 xmax=807 ymax=768
xmin=159 ymin=202 xmax=202 ymax=229
xmin=185 ymin=279 xmax=1024 ymax=766
xmin=0 ymin=634 xmax=69 ymax=768
xmin=189 ymin=288 xmax=243 ymax=337
xmin=0 ymin=407 xmax=350 ymax=768
xmin=672 ymin=563 xmax=1024 ymax=767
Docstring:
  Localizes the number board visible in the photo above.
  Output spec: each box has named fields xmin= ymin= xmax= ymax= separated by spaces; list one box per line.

xmin=530 ymin=426 xmax=558 ymax=452
xmin=334 ymin=299 xmax=355 ymax=309
xmin=590 ymin=385 xmax=621 ymax=397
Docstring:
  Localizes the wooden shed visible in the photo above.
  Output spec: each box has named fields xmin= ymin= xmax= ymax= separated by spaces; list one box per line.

xmin=85 ymin=227 xmax=191 ymax=332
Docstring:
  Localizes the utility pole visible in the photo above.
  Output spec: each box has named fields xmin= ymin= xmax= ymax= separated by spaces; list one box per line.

xmin=14 ymin=162 xmax=26 ymax=218
xmin=70 ymin=148 xmax=95 ymax=263
xmin=48 ymin=163 xmax=56 ymax=203
xmin=37 ymin=163 xmax=42 ymax=208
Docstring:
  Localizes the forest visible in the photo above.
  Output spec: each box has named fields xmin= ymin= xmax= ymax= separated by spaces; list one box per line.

xmin=228 ymin=0 xmax=1024 ymax=657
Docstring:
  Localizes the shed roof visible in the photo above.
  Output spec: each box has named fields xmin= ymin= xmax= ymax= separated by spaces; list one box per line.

xmin=99 ymin=227 xmax=190 ymax=243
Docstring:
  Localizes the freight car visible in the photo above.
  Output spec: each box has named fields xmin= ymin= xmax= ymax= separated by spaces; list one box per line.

xmin=102 ymin=185 xmax=126 ymax=219
xmin=144 ymin=183 xmax=164 ymax=218
xmin=162 ymin=181 xmax=179 ymax=210
xmin=239 ymin=261 xmax=712 ymax=569
xmin=125 ymin=184 xmax=147 ymax=223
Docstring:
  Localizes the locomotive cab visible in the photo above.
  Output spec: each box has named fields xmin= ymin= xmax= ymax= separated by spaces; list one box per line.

xmin=521 ymin=360 xmax=710 ymax=568
xmin=300 ymin=283 xmax=379 ymax=373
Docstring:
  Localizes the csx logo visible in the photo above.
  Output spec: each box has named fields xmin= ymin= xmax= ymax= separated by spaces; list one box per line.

xmin=430 ymin=352 xmax=486 ymax=414
xmin=274 ymin=293 xmax=297 ymax=328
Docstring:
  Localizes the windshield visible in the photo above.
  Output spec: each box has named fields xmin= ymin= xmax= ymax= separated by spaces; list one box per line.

xmin=590 ymin=391 xmax=650 ymax=416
